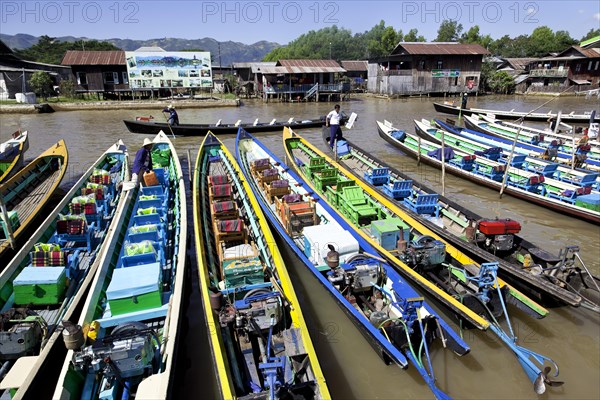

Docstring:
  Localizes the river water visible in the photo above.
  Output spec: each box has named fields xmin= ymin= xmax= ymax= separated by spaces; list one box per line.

xmin=2 ymin=94 xmax=599 ymax=399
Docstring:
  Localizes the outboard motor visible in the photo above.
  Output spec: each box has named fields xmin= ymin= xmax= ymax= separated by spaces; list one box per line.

xmin=0 ymin=308 xmax=46 ymax=361
xmin=476 ymin=219 xmax=521 ymax=253
xmin=401 ymin=236 xmax=446 ymax=271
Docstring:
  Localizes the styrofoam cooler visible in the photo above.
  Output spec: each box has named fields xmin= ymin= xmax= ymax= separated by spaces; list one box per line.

xmin=303 ymin=224 xmax=359 ymax=265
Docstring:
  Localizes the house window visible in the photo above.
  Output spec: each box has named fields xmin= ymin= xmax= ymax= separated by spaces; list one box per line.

xmin=575 ymin=64 xmax=581 ymax=72
xmin=589 ymin=61 xmax=594 ymax=70
xmin=437 ymin=60 xmax=443 ymax=69
xmin=419 ymin=60 xmax=425 ymax=70
xmin=595 ymin=61 xmax=599 ymax=70
xmin=122 ymin=72 xmax=129 ymax=84
xmin=76 ymin=72 xmax=87 ymax=85
xmin=103 ymin=72 xmax=119 ymax=84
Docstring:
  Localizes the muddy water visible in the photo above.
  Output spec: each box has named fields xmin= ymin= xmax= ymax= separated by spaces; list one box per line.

xmin=2 ymin=94 xmax=599 ymax=399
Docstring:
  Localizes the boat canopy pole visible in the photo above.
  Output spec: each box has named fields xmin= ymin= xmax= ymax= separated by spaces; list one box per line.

xmin=0 ymin=193 xmax=15 ymax=249
xmin=441 ymin=129 xmax=446 ymax=196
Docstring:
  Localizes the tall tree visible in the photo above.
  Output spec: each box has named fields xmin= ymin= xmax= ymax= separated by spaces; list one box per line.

xmin=435 ymin=20 xmax=463 ymax=42
xmin=404 ymin=28 xmax=426 ymax=42
xmin=581 ymin=28 xmax=600 ymax=42
xmin=15 ymin=36 xmax=119 ymax=64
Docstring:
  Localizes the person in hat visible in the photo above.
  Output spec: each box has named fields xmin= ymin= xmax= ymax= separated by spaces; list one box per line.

xmin=131 ymin=138 xmax=153 ymax=185
xmin=162 ymin=104 xmax=179 ymax=126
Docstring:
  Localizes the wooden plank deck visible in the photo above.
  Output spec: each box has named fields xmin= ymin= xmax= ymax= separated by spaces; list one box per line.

xmin=11 ymin=169 xmax=62 ymax=222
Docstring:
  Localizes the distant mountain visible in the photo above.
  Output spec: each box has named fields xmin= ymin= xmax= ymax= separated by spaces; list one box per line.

xmin=0 ymin=34 xmax=280 ymax=65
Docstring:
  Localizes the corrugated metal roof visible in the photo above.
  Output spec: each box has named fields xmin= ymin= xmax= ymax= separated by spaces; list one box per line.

xmin=235 ymin=62 xmax=276 ymax=69
xmin=278 ymin=59 xmax=343 ymax=68
xmin=555 ymin=46 xmax=600 ymax=59
xmin=61 ymin=50 xmax=125 ymax=65
xmin=504 ymin=58 xmax=538 ymax=70
xmin=341 ymin=60 xmax=368 ymax=71
xmin=257 ymin=65 xmax=345 ymax=74
xmin=391 ymin=42 xmax=489 ymax=56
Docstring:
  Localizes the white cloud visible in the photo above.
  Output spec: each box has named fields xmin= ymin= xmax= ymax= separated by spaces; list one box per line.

xmin=594 ymin=12 xmax=600 ymax=20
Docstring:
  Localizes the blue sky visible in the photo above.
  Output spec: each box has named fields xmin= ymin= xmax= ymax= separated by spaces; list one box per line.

xmin=1 ymin=1 xmax=599 ymax=44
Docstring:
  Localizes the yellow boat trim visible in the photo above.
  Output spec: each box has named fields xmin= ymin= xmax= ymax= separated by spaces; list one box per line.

xmin=194 ymin=133 xmax=330 ymax=399
xmin=284 ymin=128 xmax=546 ymax=327
xmin=0 ymin=140 xmax=68 ymax=257
xmin=0 ymin=134 xmax=26 ymax=183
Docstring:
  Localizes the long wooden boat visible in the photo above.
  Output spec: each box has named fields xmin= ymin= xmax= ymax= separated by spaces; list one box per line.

xmin=463 ymin=115 xmax=600 ymax=164
xmin=237 ymin=128 xmax=469 ymax=399
xmin=323 ymin=129 xmax=599 ymax=312
xmin=284 ymin=128 xmax=567 ymax=394
xmin=478 ymin=114 xmax=600 ymax=155
xmin=0 ymin=140 xmax=68 ymax=260
xmin=418 ymin=119 xmax=600 ymax=189
xmin=52 ymin=131 xmax=187 ymax=399
xmin=378 ymin=120 xmax=600 ymax=225
xmin=194 ymin=132 xmax=329 ymax=399
xmin=0 ymin=131 xmax=29 ymax=184
xmin=124 ymin=116 xmax=327 ymax=136
xmin=0 ymin=141 xmax=130 ymax=398
xmin=434 ymin=118 xmax=600 ymax=173
xmin=433 ymin=102 xmax=599 ymax=123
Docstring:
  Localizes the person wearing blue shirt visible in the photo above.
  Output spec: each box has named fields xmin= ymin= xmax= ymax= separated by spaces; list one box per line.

xmin=162 ymin=104 xmax=179 ymax=126
xmin=132 ymin=138 xmax=153 ymax=185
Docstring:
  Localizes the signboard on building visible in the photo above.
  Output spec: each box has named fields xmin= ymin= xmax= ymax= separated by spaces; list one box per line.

xmin=125 ymin=51 xmax=212 ymax=89
xmin=432 ymin=69 xmax=460 ymax=78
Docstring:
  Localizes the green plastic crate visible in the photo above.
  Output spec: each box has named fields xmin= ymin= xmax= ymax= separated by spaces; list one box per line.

xmin=106 ymin=263 xmax=162 ymax=316
xmin=223 ymin=257 xmax=264 ymax=287
xmin=370 ymin=217 xmax=410 ymax=251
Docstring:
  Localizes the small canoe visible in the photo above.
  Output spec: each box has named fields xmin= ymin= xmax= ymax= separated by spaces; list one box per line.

xmin=322 ymin=128 xmax=598 ymax=312
xmin=237 ymin=128 xmax=469 ymax=399
xmin=124 ymin=116 xmax=327 ymax=136
xmin=0 ymin=140 xmax=68 ymax=260
xmin=0 ymin=141 xmax=129 ymax=397
xmin=0 ymin=131 xmax=29 ymax=184
xmin=379 ymin=120 xmax=600 ymax=225
xmin=433 ymin=102 xmax=599 ymax=123
xmin=52 ymin=131 xmax=188 ymax=399
xmin=194 ymin=132 xmax=330 ymax=399
xmin=285 ymin=128 xmax=565 ymax=394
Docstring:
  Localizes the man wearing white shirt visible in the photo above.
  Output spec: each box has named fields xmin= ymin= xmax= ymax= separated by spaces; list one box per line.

xmin=326 ymin=104 xmax=343 ymax=149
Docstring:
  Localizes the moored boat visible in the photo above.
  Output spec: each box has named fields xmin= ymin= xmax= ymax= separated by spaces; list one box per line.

xmin=0 ymin=131 xmax=29 ymax=184
xmin=433 ymin=102 xmax=599 ymax=123
xmin=285 ymin=128 xmax=566 ymax=394
xmin=194 ymin=132 xmax=329 ymax=399
xmin=52 ymin=131 xmax=187 ymax=399
xmin=0 ymin=140 xmax=68 ymax=260
xmin=124 ymin=116 xmax=327 ymax=136
xmin=322 ymin=128 xmax=599 ymax=312
xmin=418 ymin=119 xmax=600 ymax=190
xmin=0 ymin=141 xmax=129 ymax=397
xmin=378 ymin=120 xmax=600 ymax=225
xmin=237 ymin=128 xmax=470 ymax=399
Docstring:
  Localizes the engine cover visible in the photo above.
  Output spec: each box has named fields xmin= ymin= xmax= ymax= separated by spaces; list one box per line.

xmin=0 ymin=322 xmax=42 ymax=360
xmin=237 ymin=295 xmax=282 ymax=331
xmin=352 ymin=264 xmax=379 ymax=292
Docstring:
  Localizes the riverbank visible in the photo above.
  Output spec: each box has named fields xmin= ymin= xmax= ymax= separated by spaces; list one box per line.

xmin=0 ymin=97 xmax=240 ymax=114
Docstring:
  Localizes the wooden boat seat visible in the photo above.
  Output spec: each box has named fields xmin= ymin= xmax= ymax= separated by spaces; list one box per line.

xmin=383 ymin=179 xmax=413 ymax=200
xmin=304 ymin=156 xmax=326 ymax=177
xmin=405 ymin=193 xmax=440 ymax=218
xmin=511 ymin=175 xmax=546 ymax=195
xmin=364 ymin=167 xmax=390 ymax=186
xmin=250 ymin=158 xmax=271 ymax=173
xmin=214 ymin=218 xmax=247 ymax=244
xmin=211 ymin=200 xmax=239 ymax=220
xmin=53 ymin=218 xmax=95 ymax=252
xmin=340 ymin=186 xmax=379 ymax=225
xmin=275 ymin=195 xmax=317 ymax=235
xmin=475 ymin=163 xmax=505 ymax=182
xmin=325 ymin=178 xmax=355 ymax=206
xmin=208 ymin=174 xmax=229 ymax=186
xmin=474 ymin=147 xmax=503 ymax=161
xmin=314 ymin=168 xmax=338 ymax=191
xmin=258 ymin=168 xmax=280 ymax=185
xmin=501 ymin=154 xmax=527 ymax=168
xmin=209 ymin=183 xmax=233 ymax=201
xmin=547 ymin=185 xmax=592 ymax=204
xmin=525 ymin=161 xmax=559 ymax=177
xmin=559 ymin=172 xmax=598 ymax=187
xmin=264 ymin=180 xmax=290 ymax=202
xmin=448 ymin=155 xmax=476 ymax=171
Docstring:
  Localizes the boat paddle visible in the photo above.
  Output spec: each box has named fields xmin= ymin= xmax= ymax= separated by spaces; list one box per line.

xmin=161 ymin=111 xmax=176 ymax=139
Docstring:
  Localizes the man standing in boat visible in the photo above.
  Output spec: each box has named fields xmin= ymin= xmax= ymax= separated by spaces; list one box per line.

xmin=162 ymin=105 xmax=179 ymax=126
xmin=131 ymin=138 xmax=153 ymax=185
xmin=326 ymin=104 xmax=343 ymax=149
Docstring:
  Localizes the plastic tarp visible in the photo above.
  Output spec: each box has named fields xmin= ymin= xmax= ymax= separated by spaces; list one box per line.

xmin=14 ymin=267 xmax=66 ymax=285
xmin=427 ymin=147 xmax=455 ymax=161
xmin=106 ymin=262 xmax=161 ymax=300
